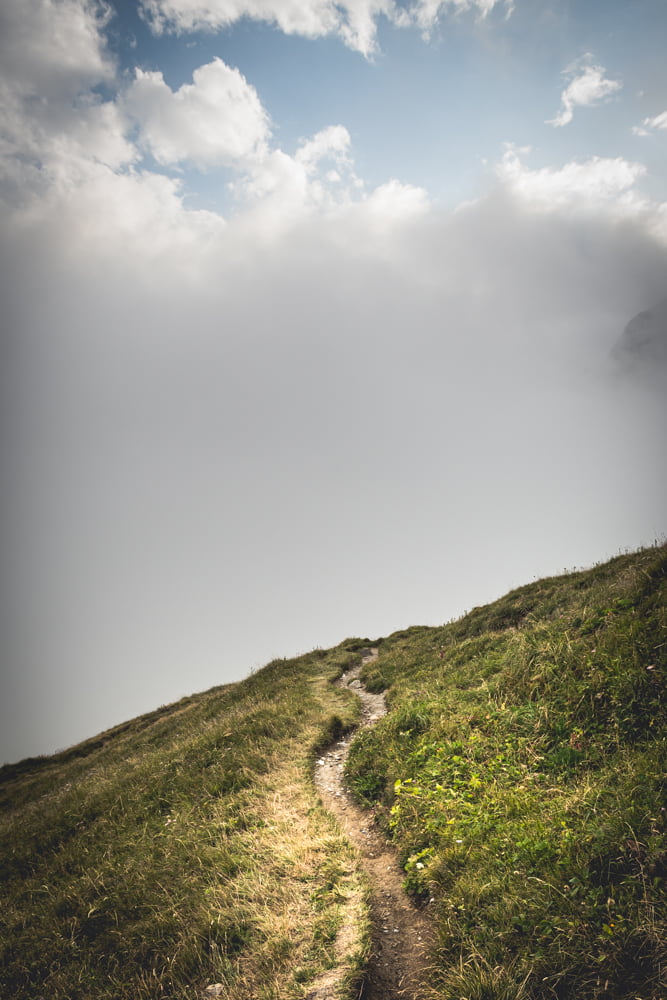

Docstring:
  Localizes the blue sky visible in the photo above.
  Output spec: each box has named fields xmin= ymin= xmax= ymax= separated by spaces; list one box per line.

xmin=99 ymin=0 xmax=667 ymax=208
xmin=1 ymin=0 xmax=666 ymax=764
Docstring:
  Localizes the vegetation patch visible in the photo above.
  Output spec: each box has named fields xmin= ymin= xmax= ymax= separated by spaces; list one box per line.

xmin=0 ymin=649 xmax=364 ymax=999
xmin=2 ymin=545 xmax=665 ymax=999
xmin=346 ymin=544 xmax=667 ymax=999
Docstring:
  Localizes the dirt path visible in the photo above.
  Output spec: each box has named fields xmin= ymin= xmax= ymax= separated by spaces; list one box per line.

xmin=314 ymin=650 xmax=434 ymax=999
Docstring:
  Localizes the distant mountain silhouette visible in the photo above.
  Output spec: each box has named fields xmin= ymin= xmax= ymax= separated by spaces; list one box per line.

xmin=614 ymin=298 xmax=667 ymax=365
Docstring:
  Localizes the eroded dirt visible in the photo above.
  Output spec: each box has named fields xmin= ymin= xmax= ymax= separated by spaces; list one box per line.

xmin=313 ymin=650 xmax=434 ymax=999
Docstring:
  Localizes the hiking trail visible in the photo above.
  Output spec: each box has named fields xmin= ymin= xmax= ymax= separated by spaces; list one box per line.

xmin=311 ymin=649 xmax=434 ymax=999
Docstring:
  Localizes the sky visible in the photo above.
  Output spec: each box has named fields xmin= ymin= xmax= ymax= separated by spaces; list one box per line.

xmin=1 ymin=0 xmax=666 ymax=765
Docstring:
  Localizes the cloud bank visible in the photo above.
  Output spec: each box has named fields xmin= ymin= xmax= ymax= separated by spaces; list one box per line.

xmin=1 ymin=0 xmax=666 ymax=763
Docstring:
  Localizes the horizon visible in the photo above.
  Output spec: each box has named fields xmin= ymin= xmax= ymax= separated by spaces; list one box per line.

xmin=2 ymin=0 xmax=666 ymax=765
xmin=3 ymin=539 xmax=664 ymax=766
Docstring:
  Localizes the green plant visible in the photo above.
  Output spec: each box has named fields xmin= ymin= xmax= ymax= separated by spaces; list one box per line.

xmin=346 ymin=543 xmax=667 ymax=999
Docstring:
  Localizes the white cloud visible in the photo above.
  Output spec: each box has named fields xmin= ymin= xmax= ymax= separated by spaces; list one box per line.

xmin=231 ymin=148 xmax=324 ymax=228
xmin=121 ymin=65 xmax=400 ymax=237
xmin=336 ymin=0 xmax=397 ymax=54
xmin=632 ymin=110 xmax=667 ymax=136
xmin=547 ymin=55 xmax=622 ymax=128
xmin=53 ymin=168 xmax=226 ymax=270
xmin=58 ymin=102 xmax=136 ymax=170
xmin=497 ymin=145 xmax=647 ymax=213
xmin=0 ymin=0 xmax=422 ymax=253
xmin=361 ymin=177 xmax=430 ymax=223
xmin=229 ymin=128 xmax=388 ymax=235
xmin=408 ymin=0 xmax=513 ymax=36
xmin=0 ymin=0 xmax=135 ymax=211
xmin=139 ymin=0 xmax=396 ymax=56
xmin=496 ymin=147 xmax=667 ymax=246
xmin=0 ymin=95 xmax=134 ymax=198
xmin=0 ymin=0 xmax=113 ymax=97
xmin=0 ymin=0 xmax=420 ymax=246
xmin=138 ymin=0 xmax=512 ymax=55
xmin=125 ymin=59 xmax=270 ymax=169
xmin=295 ymin=124 xmax=352 ymax=171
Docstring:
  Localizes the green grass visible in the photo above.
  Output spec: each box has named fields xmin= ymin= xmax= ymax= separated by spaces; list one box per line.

xmin=2 ymin=546 xmax=666 ymax=1000
xmin=346 ymin=544 xmax=667 ymax=999
xmin=0 ymin=647 xmax=369 ymax=999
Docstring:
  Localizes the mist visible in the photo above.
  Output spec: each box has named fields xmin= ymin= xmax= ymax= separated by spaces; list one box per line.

xmin=2 ymin=173 xmax=666 ymax=763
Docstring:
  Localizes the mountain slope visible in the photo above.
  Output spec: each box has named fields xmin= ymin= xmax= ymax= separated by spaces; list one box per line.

xmin=347 ymin=543 xmax=667 ymax=999
xmin=1 ymin=544 xmax=665 ymax=999
xmin=0 ymin=647 xmax=369 ymax=999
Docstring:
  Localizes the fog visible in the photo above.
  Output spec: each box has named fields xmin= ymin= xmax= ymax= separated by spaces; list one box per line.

xmin=2 ymin=178 xmax=666 ymax=763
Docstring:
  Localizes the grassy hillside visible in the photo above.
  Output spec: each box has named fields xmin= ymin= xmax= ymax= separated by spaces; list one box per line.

xmin=0 ymin=647 xmax=370 ymax=999
xmin=1 ymin=544 xmax=665 ymax=999
xmin=347 ymin=543 xmax=667 ymax=999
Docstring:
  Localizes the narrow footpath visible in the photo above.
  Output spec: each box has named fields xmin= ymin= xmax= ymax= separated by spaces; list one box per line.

xmin=313 ymin=650 xmax=434 ymax=999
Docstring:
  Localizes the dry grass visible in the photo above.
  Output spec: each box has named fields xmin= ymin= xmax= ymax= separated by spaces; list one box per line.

xmin=0 ymin=646 xmax=370 ymax=999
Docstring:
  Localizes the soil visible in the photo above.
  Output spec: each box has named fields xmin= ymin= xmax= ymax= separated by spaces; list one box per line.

xmin=313 ymin=650 xmax=435 ymax=999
